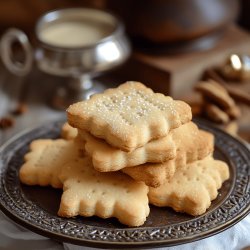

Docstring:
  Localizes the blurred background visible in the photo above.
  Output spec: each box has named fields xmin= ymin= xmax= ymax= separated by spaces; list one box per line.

xmin=0 ymin=0 xmax=249 ymax=143
xmin=0 ymin=0 xmax=249 ymax=45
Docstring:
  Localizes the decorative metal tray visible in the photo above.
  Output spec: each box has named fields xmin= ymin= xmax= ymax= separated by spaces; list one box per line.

xmin=0 ymin=120 xmax=249 ymax=248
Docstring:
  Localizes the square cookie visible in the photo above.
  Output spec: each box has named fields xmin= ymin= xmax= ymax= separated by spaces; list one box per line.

xmin=148 ymin=156 xmax=229 ymax=215
xmin=19 ymin=139 xmax=80 ymax=188
xmin=122 ymin=123 xmax=214 ymax=187
xmin=58 ymin=157 xmax=150 ymax=227
xmin=67 ymin=81 xmax=192 ymax=152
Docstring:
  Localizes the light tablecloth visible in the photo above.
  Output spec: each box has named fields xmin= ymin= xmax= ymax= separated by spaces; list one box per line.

xmin=0 ymin=211 xmax=249 ymax=250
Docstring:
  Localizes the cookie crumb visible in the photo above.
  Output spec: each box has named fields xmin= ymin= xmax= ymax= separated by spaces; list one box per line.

xmin=12 ymin=103 xmax=28 ymax=116
xmin=0 ymin=117 xmax=15 ymax=129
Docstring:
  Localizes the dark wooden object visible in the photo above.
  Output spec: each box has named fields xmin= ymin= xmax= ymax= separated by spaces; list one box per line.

xmin=115 ymin=26 xmax=250 ymax=99
xmin=107 ymin=0 xmax=238 ymax=44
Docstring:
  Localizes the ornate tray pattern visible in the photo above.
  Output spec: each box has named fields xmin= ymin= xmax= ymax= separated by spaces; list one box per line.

xmin=0 ymin=120 xmax=249 ymax=248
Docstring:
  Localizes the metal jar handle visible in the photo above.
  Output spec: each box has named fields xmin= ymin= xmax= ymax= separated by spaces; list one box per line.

xmin=0 ymin=28 xmax=33 ymax=76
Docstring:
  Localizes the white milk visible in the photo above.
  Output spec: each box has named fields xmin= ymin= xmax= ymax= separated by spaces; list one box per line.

xmin=40 ymin=21 xmax=111 ymax=47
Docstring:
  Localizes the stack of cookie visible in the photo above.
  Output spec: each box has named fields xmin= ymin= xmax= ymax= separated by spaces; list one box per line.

xmin=195 ymin=80 xmax=241 ymax=135
xmin=19 ymin=82 xmax=229 ymax=227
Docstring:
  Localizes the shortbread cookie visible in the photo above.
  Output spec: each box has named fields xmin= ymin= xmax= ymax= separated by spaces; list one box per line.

xmin=78 ymin=129 xmax=176 ymax=172
xmin=58 ymin=157 xmax=149 ymax=227
xmin=67 ymin=81 xmax=192 ymax=152
xmin=19 ymin=139 xmax=80 ymax=188
xmin=122 ymin=123 xmax=214 ymax=187
xmin=195 ymin=80 xmax=235 ymax=109
xmin=61 ymin=122 xmax=78 ymax=140
xmin=226 ymin=105 xmax=241 ymax=119
xmin=74 ymin=131 xmax=86 ymax=150
xmin=204 ymin=103 xmax=229 ymax=124
xmin=123 ymin=160 xmax=176 ymax=188
xmin=148 ymin=156 xmax=229 ymax=215
xmin=220 ymin=121 xmax=238 ymax=136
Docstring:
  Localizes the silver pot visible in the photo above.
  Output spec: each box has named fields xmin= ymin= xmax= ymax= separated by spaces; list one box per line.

xmin=0 ymin=8 xmax=131 ymax=102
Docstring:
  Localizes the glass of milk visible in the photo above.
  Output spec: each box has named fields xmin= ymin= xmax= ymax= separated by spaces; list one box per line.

xmin=0 ymin=8 xmax=131 ymax=106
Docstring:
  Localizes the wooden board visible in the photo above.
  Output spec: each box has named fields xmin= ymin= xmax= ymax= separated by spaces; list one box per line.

xmin=115 ymin=25 xmax=250 ymax=98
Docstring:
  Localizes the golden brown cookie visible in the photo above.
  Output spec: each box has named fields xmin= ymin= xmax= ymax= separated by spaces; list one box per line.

xmin=122 ymin=123 xmax=214 ymax=187
xmin=204 ymin=103 xmax=229 ymax=124
xmin=58 ymin=157 xmax=149 ymax=227
xmin=78 ymin=129 xmax=176 ymax=172
xmin=67 ymin=81 xmax=192 ymax=152
xmin=148 ymin=156 xmax=229 ymax=216
xmin=219 ymin=121 xmax=239 ymax=137
xmin=226 ymin=105 xmax=241 ymax=119
xmin=196 ymin=80 xmax=235 ymax=109
xmin=19 ymin=139 xmax=80 ymax=188
xmin=61 ymin=122 xmax=78 ymax=140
